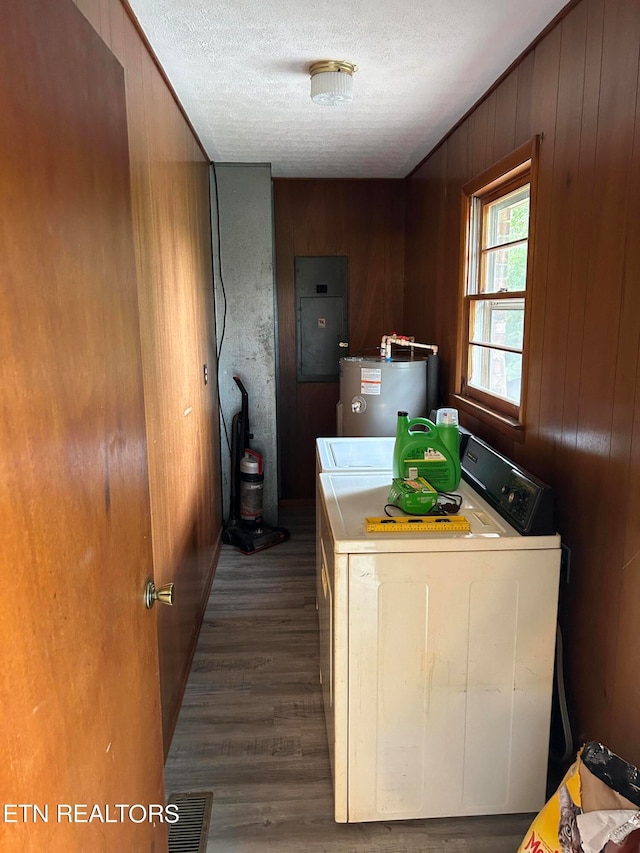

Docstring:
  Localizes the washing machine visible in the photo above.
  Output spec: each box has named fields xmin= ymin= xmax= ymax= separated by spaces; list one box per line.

xmin=315 ymin=428 xmax=471 ymax=477
xmin=316 ymin=435 xmax=561 ymax=823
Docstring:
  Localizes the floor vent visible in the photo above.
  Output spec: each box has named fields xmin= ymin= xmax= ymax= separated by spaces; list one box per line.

xmin=167 ymin=791 xmax=213 ymax=853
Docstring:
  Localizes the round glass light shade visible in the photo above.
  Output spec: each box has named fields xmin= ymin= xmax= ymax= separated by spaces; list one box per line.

xmin=310 ymin=66 xmax=354 ymax=105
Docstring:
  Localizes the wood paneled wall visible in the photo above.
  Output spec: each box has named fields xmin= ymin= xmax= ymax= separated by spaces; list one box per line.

xmin=405 ymin=0 xmax=640 ymax=763
xmin=72 ymin=0 xmax=221 ymax=751
xmin=274 ymin=179 xmax=405 ymax=500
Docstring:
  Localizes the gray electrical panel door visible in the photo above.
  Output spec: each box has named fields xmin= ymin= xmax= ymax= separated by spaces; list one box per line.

xmin=295 ymin=256 xmax=348 ymax=382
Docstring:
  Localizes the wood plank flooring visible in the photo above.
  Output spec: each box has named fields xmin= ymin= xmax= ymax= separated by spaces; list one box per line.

xmin=164 ymin=506 xmax=535 ymax=852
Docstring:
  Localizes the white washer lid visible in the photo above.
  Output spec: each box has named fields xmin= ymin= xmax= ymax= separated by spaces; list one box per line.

xmin=316 ymin=436 xmax=394 ymax=472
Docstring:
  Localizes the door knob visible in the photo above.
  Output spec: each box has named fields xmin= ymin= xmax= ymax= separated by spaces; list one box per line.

xmin=144 ymin=579 xmax=174 ymax=609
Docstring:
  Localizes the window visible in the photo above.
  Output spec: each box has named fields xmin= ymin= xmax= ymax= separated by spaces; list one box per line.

xmin=457 ymin=138 xmax=538 ymax=428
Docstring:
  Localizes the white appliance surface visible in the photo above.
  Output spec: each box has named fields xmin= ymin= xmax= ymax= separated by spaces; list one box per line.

xmin=316 ymin=436 xmax=395 ymax=473
xmin=316 ymin=468 xmax=562 ymax=823
xmin=319 ymin=471 xmax=560 ymax=552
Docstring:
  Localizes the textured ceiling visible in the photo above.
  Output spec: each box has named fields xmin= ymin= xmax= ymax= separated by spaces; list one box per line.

xmin=127 ymin=0 xmax=569 ymax=178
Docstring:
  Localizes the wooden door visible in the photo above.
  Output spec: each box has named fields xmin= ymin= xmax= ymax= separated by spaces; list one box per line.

xmin=0 ymin=1 xmax=167 ymax=849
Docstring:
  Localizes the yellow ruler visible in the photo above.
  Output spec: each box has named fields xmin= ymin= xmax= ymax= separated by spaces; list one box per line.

xmin=365 ymin=515 xmax=471 ymax=533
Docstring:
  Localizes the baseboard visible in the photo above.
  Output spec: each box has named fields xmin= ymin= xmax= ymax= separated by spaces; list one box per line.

xmin=162 ymin=530 xmax=222 ymax=761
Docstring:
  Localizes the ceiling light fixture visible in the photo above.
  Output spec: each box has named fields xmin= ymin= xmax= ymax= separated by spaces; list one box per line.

xmin=310 ymin=60 xmax=357 ymax=106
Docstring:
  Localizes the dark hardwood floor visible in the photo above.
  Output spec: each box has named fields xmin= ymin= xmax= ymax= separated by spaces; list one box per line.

xmin=164 ymin=505 xmax=535 ymax=852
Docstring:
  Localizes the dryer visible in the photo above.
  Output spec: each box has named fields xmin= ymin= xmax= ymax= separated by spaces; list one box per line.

xmin=316 ymin=437 xmax=561 ymax=823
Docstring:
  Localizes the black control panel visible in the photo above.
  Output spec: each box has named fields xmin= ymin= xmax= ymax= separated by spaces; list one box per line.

xmin=461 ymin=436 xmax=555 ymax=536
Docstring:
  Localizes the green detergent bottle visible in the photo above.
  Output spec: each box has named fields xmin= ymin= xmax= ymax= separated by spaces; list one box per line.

xmin=392 ymin=408 xmax=461 ymax=492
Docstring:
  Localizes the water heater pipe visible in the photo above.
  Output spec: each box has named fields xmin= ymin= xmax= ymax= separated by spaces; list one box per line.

xmin=380 ymin=334 xmax=439 ymax=360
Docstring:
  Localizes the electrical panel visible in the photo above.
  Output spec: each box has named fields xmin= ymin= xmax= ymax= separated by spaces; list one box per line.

xmin=295 ymin=256 xmax=349 ymax=382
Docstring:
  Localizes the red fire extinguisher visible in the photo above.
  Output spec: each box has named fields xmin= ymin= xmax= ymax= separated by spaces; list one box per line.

xmin=239 ymin=449 xmax=264 ymax=525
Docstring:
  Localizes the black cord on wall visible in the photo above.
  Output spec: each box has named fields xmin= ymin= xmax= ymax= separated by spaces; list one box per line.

xmin=211 ymin=162 xmax=231 ymax=456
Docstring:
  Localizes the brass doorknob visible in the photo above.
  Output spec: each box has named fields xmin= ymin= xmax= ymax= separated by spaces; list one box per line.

xmin=144 ymin=579 xmax=174 ymax=609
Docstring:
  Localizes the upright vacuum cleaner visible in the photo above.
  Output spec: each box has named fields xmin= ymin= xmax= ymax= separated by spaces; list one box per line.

xmin=222 ymin=376 xmax=290 ymax=554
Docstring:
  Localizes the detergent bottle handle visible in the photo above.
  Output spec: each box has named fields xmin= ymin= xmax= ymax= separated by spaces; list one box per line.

xmin=407 ymin=418 xmax=437 ymax=436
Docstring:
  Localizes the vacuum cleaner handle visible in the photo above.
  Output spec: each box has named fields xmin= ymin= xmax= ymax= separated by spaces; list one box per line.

xmin=232 ymin=375 xmax=252 ymax=444
xmin=233 ymin=375 xmax=249 ymax=401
